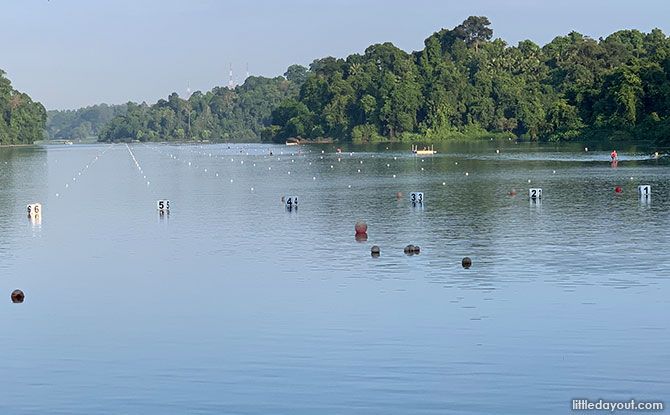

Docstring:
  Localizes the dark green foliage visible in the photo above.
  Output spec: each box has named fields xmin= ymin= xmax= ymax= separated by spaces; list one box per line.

xmin=98 ymin=17 xmax=670 ymax=147
xmin=0 ymin=69 xmax=46 ymax=145
xmin=99 ymin=76 xmax=295 ymax=142
xmin=264 ymin=17 xmax=670 ymax=147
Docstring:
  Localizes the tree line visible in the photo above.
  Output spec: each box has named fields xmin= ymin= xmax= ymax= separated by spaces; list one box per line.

xmin=265 ymin=16 xmax=670 ymax=146
xmin=99 ymin=76 xmax=298 ymax=142
xmin=91 ymin=17 xmax=670 ymax=147
xmin=47 ymin=103 xmax=127 ymax=140
xmin=0 ymin=69 xmax=46 ymax=145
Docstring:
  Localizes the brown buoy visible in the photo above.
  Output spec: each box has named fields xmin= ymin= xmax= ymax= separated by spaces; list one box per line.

xmin=11 ymin=289 xmax=24 ymax=303
xmin=371 ymin=245 xmax=380 ymax=257
xmin=462 ymin=257 xmax=472 ymax=269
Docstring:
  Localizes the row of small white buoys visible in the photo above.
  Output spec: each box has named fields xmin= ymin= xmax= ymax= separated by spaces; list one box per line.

xmin=54 ymin=144 xmax=113 ymax=199
xmin=125 ymin=144 xmax=152 ymax=187
xmin=25 ymin=144 xmax=113 ymax=225
xmin=142 ymin=144 xmax=259 ymax=192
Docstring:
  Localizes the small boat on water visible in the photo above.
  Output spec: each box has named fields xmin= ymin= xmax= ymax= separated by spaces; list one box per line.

xmin=412 ymin=144 xmax=436 ymax=155
xmin=285 ymin=138 xmax=299 ymax=146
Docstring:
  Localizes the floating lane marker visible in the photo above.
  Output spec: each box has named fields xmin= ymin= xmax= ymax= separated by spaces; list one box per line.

xmin=54 ymin=144 xmax=114 ymax=198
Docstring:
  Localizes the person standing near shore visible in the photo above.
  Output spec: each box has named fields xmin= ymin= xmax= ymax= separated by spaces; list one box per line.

xmin=610 ymin=150 xmax=618 ymax=161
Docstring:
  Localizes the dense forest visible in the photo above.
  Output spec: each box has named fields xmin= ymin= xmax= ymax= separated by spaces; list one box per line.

xmin=99 ymin=75 xmax=300 ymax=142
xmin=47 ymin=104 xmax=127 ymax=140
xmin=99 ymin=17 xmax=670 ymax=146
xmin=0 ymin=69 xmax=46 ymax=145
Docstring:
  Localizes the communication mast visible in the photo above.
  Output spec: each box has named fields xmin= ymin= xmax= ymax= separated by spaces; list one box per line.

xmin=228 ymin=64 xmax=235 ymax=89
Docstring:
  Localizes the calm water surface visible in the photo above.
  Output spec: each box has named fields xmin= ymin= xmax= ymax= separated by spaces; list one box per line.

xmin=0 ymin=142 xmax=668 ymax=414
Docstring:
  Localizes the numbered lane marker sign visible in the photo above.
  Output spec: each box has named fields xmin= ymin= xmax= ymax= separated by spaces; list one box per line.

xmin=157 ymin=200 xmax=170 ymax=211
xmin=529 ymin=188 xmax=542 ymax=200
xmin=638 ymin=185 xmax=651 ymax=197
xmin=27 ymin=203 xmax=42 ymax=217
xmin=285 ymin=196 xmax=299 ymax=209
xmin=410 ymin=192 xmax=424 ymax=204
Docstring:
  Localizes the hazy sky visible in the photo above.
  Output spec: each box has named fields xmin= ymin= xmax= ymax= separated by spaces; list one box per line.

xmin=2 ymin=0 xmax=669 ymax=110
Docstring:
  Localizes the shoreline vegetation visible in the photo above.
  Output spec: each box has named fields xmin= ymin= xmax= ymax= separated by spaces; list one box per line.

xmin=0 ymin=70 xmax=46 ymax=145
xmin=6 ymin=16 xmax=670 ymax=149
xmin=94 ymin=16 xmax=670 ymax=148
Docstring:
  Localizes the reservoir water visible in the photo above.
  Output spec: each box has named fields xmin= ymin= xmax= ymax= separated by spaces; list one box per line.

xmin=0 ymin=142 xmax=668 ymax=414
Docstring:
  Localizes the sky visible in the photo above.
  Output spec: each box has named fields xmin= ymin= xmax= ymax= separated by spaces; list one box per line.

xmin=1 ymin=0 xmax=669 ymax=110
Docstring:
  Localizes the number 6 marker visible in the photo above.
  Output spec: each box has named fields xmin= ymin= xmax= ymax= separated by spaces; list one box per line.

xmin=27 ymin=203 xmax=42 ymax=217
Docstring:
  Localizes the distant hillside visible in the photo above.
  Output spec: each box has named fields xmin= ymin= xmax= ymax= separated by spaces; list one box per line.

xmin=264 ymin=16 xmax=670 ymax=145
xmin=47 ymin=103 xmax=127 ymax=140
xmin=98 ymin=74 xmax=302 ymax=143
xmin=0 ymin=69 xmax=46 ymax=145
xmin=96 ymin=16 xmax=670 ymax=146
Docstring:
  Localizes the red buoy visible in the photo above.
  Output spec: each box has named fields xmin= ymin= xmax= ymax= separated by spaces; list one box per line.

xmin=615 ymin=186 xmax=623 ymax=193
xmin=355 ymin=221 xmax=368 ymax=235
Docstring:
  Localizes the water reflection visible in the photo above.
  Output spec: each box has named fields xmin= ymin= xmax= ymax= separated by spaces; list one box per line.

xmin=0 ymin=142 xmax=668 ymax=414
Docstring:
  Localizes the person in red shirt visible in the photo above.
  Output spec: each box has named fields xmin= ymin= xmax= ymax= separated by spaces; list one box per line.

xmin=611 ymin=150 xmax=618 ymax=160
